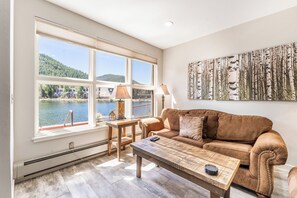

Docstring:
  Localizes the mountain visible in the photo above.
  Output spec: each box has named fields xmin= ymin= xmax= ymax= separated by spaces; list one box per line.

xmin=96 ymin=74 xmax=124 ymax=82
xmin=39 ymin=54 xmax=88 ymax=79
xmin=96 ymin=74 xmax=139 ymax=84
xmin=39 ymin=54 xmax=140 ymax=84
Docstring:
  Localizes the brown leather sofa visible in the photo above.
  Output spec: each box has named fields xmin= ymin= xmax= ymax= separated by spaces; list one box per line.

xmin=288 ymin=167 xmax=297 ymax=198
xmin=139 ymin=108 xmax=288 ymax=197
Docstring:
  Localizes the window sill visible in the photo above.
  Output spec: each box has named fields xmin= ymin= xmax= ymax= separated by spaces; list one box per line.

xmin=32 ymin=124 xmax=108 ymax=143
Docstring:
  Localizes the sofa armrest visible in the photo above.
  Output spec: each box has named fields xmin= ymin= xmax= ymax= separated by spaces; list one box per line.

xmin=288 ymin=167 xmax=297 ymax=198
xmin=249 ymin=130 xmax=288 ymax=195
xmin=251 ymin=130 xmax=288 ymax=166
xmin=139 ymin=117 xmax=164 ymax=138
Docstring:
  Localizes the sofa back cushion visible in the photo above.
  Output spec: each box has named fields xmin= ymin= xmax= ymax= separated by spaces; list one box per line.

xmin=217 ymin=113 xmax=273 ymax=143
xmin=161 ymin=108 xmax=189 ymax=131
xmin=188 ymin=110 xmax=219 ymax=139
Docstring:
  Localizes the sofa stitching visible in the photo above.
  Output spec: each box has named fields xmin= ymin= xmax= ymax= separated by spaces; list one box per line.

xmin=256 ymin=151 xmax=276 ymax=196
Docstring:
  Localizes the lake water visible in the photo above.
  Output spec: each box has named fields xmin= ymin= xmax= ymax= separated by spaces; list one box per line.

xmin=39 ymin=100 xmax=151 ymax=127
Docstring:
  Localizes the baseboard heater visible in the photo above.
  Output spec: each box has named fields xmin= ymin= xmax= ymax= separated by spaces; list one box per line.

xmin=14 ymin=139 xmax=112 ymax=183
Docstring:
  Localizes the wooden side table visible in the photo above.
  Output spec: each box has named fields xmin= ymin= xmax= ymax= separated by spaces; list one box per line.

xmin=106 ymin=119 xmax=139 ymax=161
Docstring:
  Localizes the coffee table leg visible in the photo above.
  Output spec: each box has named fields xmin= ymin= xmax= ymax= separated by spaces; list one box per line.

xmin=136 ymin=155 xmax=142 ymax=178
xmin=224 ymin=188 xmax=230 ymax=198
xmin=210 ymin=187 xmax=230 ymax=198
xmin=210 ymin=192 xmax=220 ymax=198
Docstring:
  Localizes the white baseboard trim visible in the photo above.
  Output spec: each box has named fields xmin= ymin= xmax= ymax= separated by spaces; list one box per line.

xmin=14 ymin=133 xmax=142 ymax=183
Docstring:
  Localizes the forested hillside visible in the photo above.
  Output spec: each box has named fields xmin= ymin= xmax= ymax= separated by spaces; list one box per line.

xmin=96 ymin=74 xmax=125 ymax=82
xmin=96 ymin=74 xmax=139 ymax=84
xmin=39 ymin=54 xmax=139 ymax=84
xmin=39 ymin=54 xmax=144 ymax=99
xmin=39 ymin=54 xmax=88 ymax=79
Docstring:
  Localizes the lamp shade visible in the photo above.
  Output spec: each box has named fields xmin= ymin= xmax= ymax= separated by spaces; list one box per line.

xmin=156 ymin=84 xmax=170 ymax=95
xmin=114 ymin=84 xmax=131 ymax=99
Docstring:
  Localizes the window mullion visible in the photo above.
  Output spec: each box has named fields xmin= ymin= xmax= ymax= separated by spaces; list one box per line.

xmin=34 ymin=35 xmax=40 ymax=135
xmin=89 ymin=49 xmax=96 ymax=127
xmin=126 ymin=58 xmax=132 ymax=118
xmin=153 ymin=64 xmax=158 ymax=116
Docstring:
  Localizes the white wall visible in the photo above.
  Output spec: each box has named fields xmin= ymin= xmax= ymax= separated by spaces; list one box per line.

xmin=163 ymin=6 xmax=297 ymax=165
xmin=0 ymin=0 xmax=14 ymax=197
xmin=14 ymin=0 xmax=162 ymax=162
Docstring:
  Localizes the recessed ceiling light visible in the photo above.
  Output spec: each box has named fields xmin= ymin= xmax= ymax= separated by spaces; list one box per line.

xmin=164 ymin=21 xmax=174 ymax=27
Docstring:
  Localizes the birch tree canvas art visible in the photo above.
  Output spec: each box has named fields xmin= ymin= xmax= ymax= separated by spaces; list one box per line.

xmin=251 ymin=42 xmax=297 ymax=101
xmin=188 ymin=41 xmax=297 ymax=101
xmin=215 ymin=53 xmax=250 ymax=100
xmin=188 ymin=60 xmax=214 ymax=100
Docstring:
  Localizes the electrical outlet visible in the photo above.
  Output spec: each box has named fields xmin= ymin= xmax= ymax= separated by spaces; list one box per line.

xmin=69 ymin=142 xmax=74 ymax=149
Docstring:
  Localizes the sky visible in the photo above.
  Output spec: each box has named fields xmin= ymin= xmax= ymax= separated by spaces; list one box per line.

xmin=39 ymin=36 xmax=152 ymax=84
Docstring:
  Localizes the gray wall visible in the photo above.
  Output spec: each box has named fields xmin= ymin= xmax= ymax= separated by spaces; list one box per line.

xmin=14 ymin=0 xmax=162 ymax=162
xmin=163 ymin=6 xmax=297 ymax=165
xmin=0 ymin=0 xmax=13 ymax=197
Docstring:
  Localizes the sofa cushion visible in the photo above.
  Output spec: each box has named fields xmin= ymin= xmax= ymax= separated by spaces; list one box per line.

xmin=150 ymin=128 xmax=179 ymax=138
xmin=179 ymin=115 xmax=203 ymax=141
xmin=217 ymin=114 xmax=273 ymax=143
xmin=161 ymin=108 xmax=189 ymax=131
xmin=188 ymin=110 xmax=219 ymax=139
xmin=172 ymin=136 xmax=212 ymax=148
xmin=203 ymin=140 xmax=252 ymax=165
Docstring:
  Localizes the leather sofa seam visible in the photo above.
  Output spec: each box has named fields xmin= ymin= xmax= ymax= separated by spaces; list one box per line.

xmin=256 ymin=150 xmax=276 ymax=196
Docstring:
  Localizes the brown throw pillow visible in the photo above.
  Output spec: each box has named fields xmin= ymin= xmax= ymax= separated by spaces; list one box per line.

xmin=185 ymin=114 xmax=208 ymax=138
xmin=179 ymin=115 xmax=203 ymax=141
xmin=188 ymin=111 xmax=219 ymax=139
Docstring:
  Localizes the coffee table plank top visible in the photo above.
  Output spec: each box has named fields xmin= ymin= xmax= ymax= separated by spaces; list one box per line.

xmin=131 ymin=136 xmax=240 ymax=191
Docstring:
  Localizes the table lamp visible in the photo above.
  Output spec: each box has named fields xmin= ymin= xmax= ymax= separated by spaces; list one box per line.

xmin=156 ymin=84 xmax=170 ymax=109
xmin=114 ymin=84 xmax=131 ymax=120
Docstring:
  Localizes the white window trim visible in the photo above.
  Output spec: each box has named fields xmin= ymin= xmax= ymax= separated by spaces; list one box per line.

xmin=34 ymin=28 xmax=157 ymax=140
xmin=32 ymin=125 xmax=108 ymax=143
xmin=35 ymin=18 xmax=157 ymax=64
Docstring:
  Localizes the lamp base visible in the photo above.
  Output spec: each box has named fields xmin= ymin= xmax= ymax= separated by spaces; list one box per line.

xmin=116 ymin=100 xmax=125 ymax=120
xmin=116 ymin=116 xmax=126 ymax=120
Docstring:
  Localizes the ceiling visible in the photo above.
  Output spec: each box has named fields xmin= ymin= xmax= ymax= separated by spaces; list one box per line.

xmin=47 ymin=0 xmax=297 ymax=49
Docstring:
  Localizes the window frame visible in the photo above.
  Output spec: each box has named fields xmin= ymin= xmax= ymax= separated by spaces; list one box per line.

xmin=34 ymin=33 xmax=157 ymax=136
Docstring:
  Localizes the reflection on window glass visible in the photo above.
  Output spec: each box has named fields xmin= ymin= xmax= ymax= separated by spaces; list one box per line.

xmin=96 ymin=86 xmax=116 ymax=122
xmin=38 ymin=36 xmax=89 ymax=79
xmin=96 ymin=51 xmax=126 ymax=83
xmin=39 ymin=84 xmax=88 ymax=129
xmin=132 ymin=88 xmax=153 ymax=118
xmin=132 ymin=60 xmax=152 ymax=85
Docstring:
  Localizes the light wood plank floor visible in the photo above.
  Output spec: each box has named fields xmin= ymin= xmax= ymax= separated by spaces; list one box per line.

xmin=15 ymin=146 xmax=289 ymax=198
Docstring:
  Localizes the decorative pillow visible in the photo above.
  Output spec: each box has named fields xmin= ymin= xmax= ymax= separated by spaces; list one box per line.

xmin=179 ymin=115 xmax=203 ymax=141
xmin=188 ymin=111 xmax=219 ymax=139
xmin=185 ymin=114 xmax=208 ymax=138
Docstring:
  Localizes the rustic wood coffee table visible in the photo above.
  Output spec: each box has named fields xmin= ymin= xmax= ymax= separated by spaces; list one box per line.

xmin=131 ymin=136 xmax=240 ymax=198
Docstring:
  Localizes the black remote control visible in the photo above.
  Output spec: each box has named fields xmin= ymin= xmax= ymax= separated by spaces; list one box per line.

xmin=150 ymin=136 xmax=160 ymax=142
